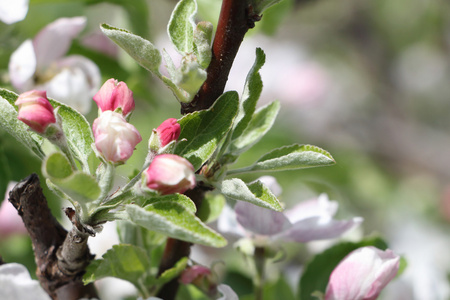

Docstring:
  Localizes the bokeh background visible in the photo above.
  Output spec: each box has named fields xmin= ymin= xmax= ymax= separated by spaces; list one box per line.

xmin=1 ymin=0 xmax=449 ymax=299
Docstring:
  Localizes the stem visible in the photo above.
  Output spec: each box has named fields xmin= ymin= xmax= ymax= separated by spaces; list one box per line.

xmin=253 ymin=246 xmax=266 ymax=300
xmin=181 ymin=0 xmax=261 ymax=114
xmin=8 ymin=174 xmax=98 ymax=300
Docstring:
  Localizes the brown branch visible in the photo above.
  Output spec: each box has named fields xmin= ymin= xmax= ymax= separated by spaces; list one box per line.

xmin=180 ymin=0 xmax=261 ymax=114
xmin=8 ymin=174 xmax=98 ymax=300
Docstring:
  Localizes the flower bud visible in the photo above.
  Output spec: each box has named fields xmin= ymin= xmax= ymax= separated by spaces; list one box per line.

xmin=180 ymin=265 xmax=218 ymax=298
xmin=157 ymin=118 xmax=180 ymax=147
xmin=15 ymin=90 xmax=56 ymax=133
xmin=325 ymin=246 xmax=400 ymax=300
xmin=93 ymin=111 xmax=142 ymax=163
xmin=93 ymin=78 xmax=135 ymax=117
xmin=144 ymin=154 xmax=195 ymax=195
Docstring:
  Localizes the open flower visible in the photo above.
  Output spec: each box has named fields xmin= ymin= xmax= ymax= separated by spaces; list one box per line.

xmin=218 ymin=192 xmax=362 ymax=244
xmin=0 ymin=0 xmax=29 ymax=24
xmin=144 ymin=154 xmax=195 ymax=195
xmin=9 ymin=17 xmax=100 ymax=114
xmin=325 ymin=246 xmax=400 ymax=300
xmin=0 ymin=263 xmax=50 ymax=300
xmin=93 ymin=78 xmax=135 ymax=117
xmin=15 ymin=90 xmax=55 ymax=133
xmin=93 ymin=111 xmax=142 ymax=163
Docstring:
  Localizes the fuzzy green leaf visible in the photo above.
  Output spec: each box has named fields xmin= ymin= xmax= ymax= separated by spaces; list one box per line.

xmin=298 ymin=236 xmax=389 ymax=300
xmin=229 ymin=100 xmax=280 ymax=156
xmin=0 ymin=89 xmax=44 ymax=159
xmin=140 ymin=193 xmax=197 ymax=214
xmin=230 ymin=144 xmax=335 ymax=175
xmin=43 ymin=152 xmax=100 ymax=203
xmin=83 ymin=244 xmax=150 ymax=287
xmin=49 ymin=97 xmax=95 ymax=173
xmin=126 ymin=202 xmax=227 ymax=247
xmin=197 ymin=192 xmax=226 ymax=223
xmin=168 ymin=0 xmax=197 ymax=54
xmin=231 ymin=48 xmax=266 ymax=141
xmin=219 ymin=178 xmax=283 ymax=211
xmin=101 ymin=23 xmax=161 ymax=74
xmin=175 ymin=91 xmax=239 ymax=170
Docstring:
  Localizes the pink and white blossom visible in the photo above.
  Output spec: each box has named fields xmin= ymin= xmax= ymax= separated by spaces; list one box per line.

xmin=9 ymin=17 xmax=100 ymax=114
xmin=0 ymin=0 xmax=29 ymax=24
xmin=325 ymin=246 xmax=400 ymax=300
xmin=93 ymin=111 xmax=142 ymax=163
xmin=144 ymin=154 xmax=195 ymax=195
xmin=0 ymin=263 xmax=50 ymax=300
xmin=156 ymin=118 xmax=181 ymax=147
xmin=93 ymin=78 xmax=135 ymax=117
xmin=15 ymin=90 xmax=56 ymax=133
xmin=218 ymin=189 xmax=362 ymax=244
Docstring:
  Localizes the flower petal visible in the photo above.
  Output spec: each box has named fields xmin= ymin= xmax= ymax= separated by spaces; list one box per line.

xmin=0 ymin=0 xmax=29 ymax=24
xmin=277 ymin=216 xmax=363 ymax=243
xmin=33 ymin=16 xmax=86 ymax=69
xmin=234 ymin=201 xmax=291 ymax=236
xmin=8 ymin=39 xmax=36 ymax=92
xmin=284 ymin=193 xmax=338 ymax=223
xmin=217 ymin=284 xmax=239 ymax=300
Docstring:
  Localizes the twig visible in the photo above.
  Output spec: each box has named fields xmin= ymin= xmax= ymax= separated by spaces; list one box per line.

xmin=8 ymin=174 xmax=98 ymax=300
xmin=180 ymin=0 xmax=261 ymax=114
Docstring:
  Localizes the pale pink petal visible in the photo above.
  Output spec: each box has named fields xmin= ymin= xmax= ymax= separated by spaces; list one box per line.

xmin=217 ymin=284 xmax=238 ymax=300
xmin=216 ymin=205 xmax=247 ymax=238
xmin=33 ymin=16 xmax=86 ymax=69
xmin=234 ymin=201 xmax=291 ymax=236
xmin=81 ymin=30 xmax=119 ymax=58
xmin=0 ymin=182 xmax=27 ymax=237
xmin=277 ymin=216 xmax=363 ymax=243
xmin=325 ymin=247 xmax=400 ymax=300
xmin=0 ymin=0 xmax=29 ymax=24
xmin=8 ymin=39 xmax=36 ymax=92
xmin=39 ymin=55 xmax=100 ymax=114
xmin=285 ymin=193 xmax=338 ymax=224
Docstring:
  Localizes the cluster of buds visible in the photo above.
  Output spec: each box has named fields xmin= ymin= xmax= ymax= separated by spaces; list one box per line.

xmin=92 ymin=79 xmax=141 ymax=164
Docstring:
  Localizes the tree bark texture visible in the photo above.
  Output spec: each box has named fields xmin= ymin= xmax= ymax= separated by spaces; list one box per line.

xmin=8 ymin=174 xmax=98 ymax=300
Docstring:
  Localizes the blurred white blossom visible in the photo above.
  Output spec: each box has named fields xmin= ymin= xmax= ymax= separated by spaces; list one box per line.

xmin=0 ymin=0 xmax=28 ymax=24
xmin=9 ymin=17 xmax=100 ymax=114
xmin=0 ymin=263 xmax=50 ymax=300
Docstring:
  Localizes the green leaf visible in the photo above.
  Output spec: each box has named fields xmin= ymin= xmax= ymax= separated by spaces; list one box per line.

xmin=175 ymin=91 xmax=239 ymax=170
xmin=152 ymin=257 xmax=188 ymax=286
xmin=168 ymin=0 xmax=197 ymax=54
xmin=229 ymin=144 xmax=335 ymax=175
xmin=0 ymin=89 xmax=44 ymax=159
xmin=193 ymin=21 xmax=213 ymax=69
xmin=101 ymin=23 xmax=161 ymax=74
xmin=219 ymin=178 xmax=283 ymax=211
xmin=229 ymin=100 xmax=280 ymax=156
xmin=231 ymin=48 xmax=266 ymax=141
xmin=126 ymin=202 xmax=227 ymax=247
xmin=43 ymin=152 xmax=100 ymax=203
xmin=49 ymin=98 xmax=94 ymax=173
xmin=141 ymin=193 xmax=197 ymax=214
xmin=83 ymin=244 xmax=151 ymax=290
xmin=197 ymin=192 xmax=226 ymax=223
xmin=298 ymin=236 xmax=389 ymax=300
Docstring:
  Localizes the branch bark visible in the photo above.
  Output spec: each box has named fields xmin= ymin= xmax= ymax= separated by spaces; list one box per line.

xmin=180 ymin=0 xmax=261 ymax=114
xmin=8 ymin=174 xmax=98 ymax=300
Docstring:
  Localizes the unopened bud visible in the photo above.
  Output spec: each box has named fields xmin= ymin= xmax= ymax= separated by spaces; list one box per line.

xmin=93 ymin=78 xmax=135 ymax=117
xmin=15 ymin=90 xmax=56 ymax=133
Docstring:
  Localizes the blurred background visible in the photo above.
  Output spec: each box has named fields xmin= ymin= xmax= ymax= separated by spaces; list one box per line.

xmin=1 ymin=0 xmax=449 ymax=299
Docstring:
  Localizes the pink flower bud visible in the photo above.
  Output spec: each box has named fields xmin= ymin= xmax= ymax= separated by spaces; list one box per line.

xmin=93 ymin=111 xmax=142 ymax=163
xmin=145 ymin=154 xmax=195 ymax=195
xmin=325 ymin=246 xmax=400 ymax=300
xmin=156 ymin=118 xmax=181 ymax=147
xmin=180 ymin=265 xmax=212 ymax=285
xmin=15 ymin=90 xmax=56 ymax=133
xmin=93 ymin=78 xmax=135 ymax=116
